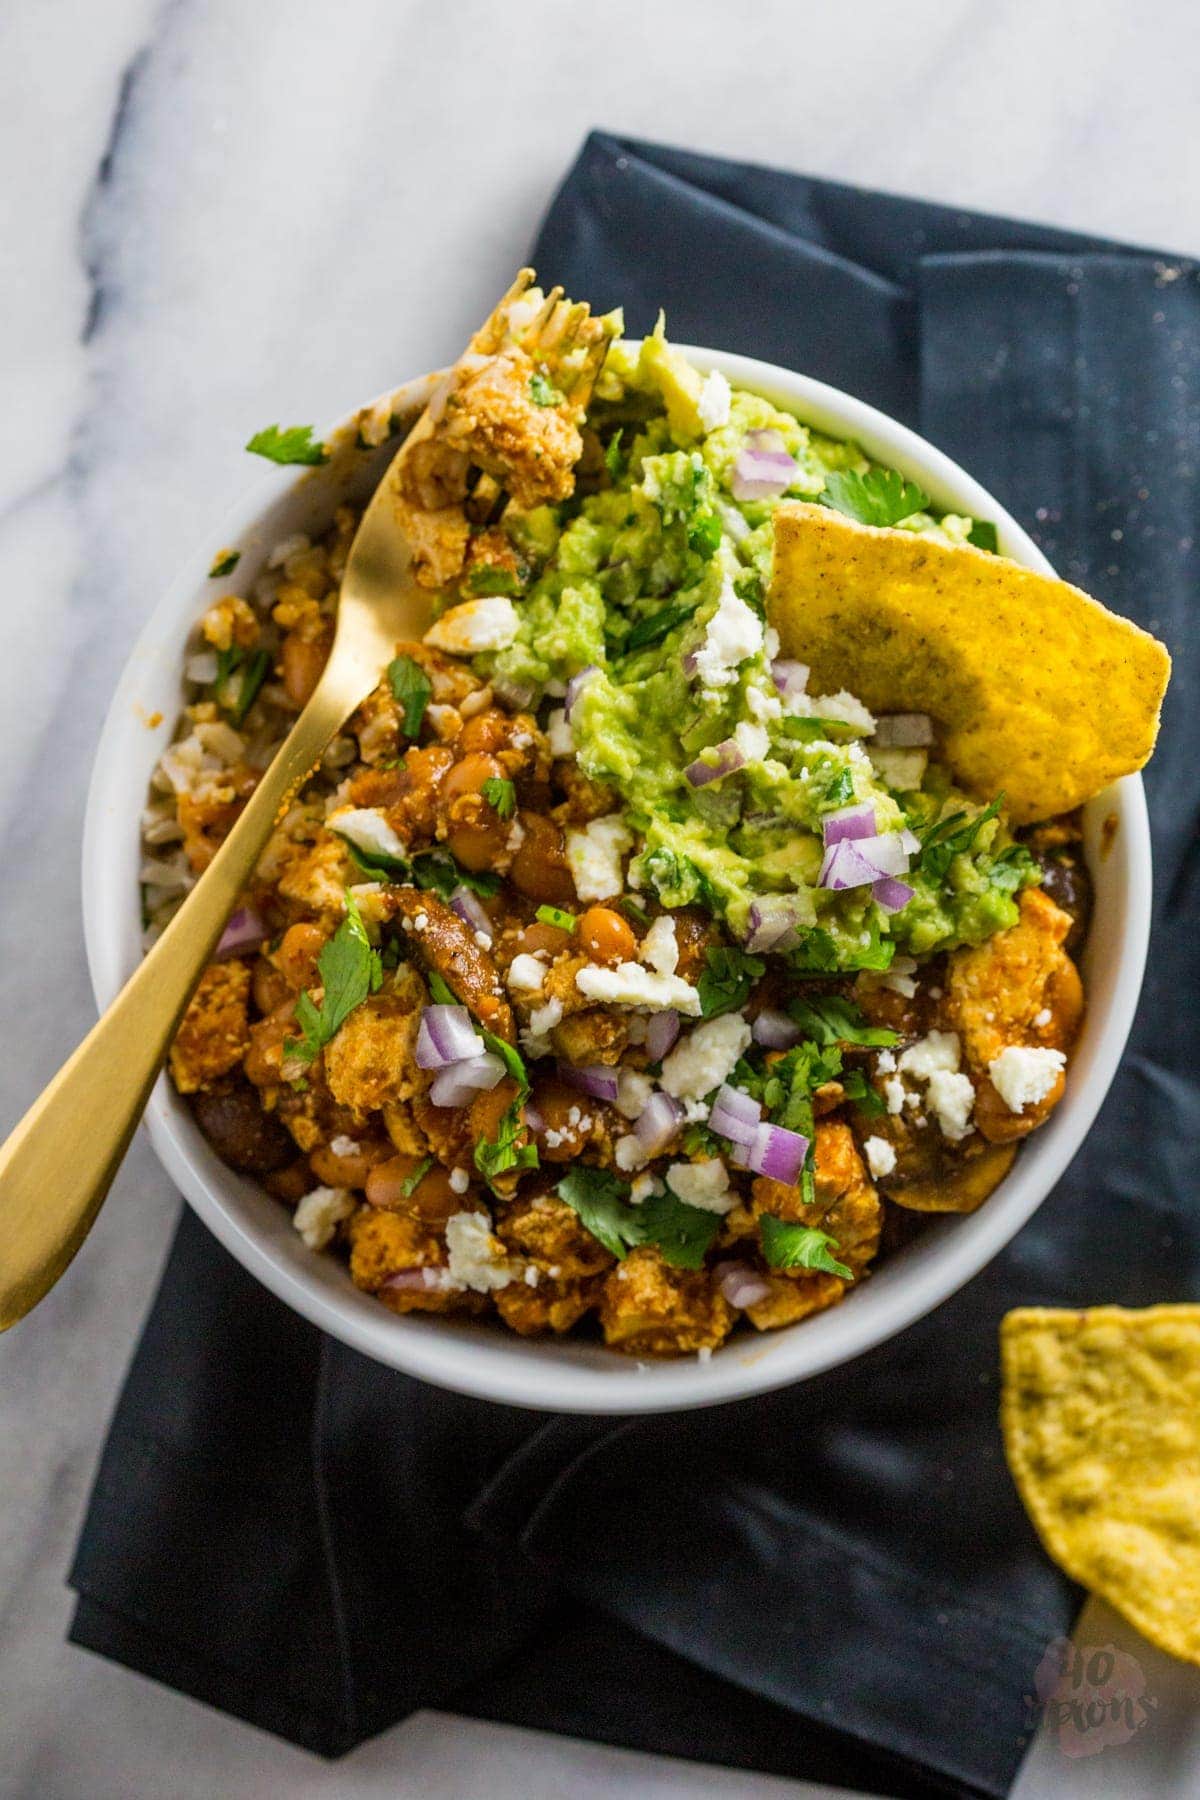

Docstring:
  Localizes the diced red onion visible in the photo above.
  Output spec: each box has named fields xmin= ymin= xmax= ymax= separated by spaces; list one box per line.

xmin=730 ymin=430 xmax=798 ymax=502
xmin=746 ymin=1120 xmax=810 ymax=1184
xmin=564 ymin=665 xmax=599 ymax=721
xmin=215 ymin=906 xmax=267 ymax=960
xmin=417 ymin=1005 xmax=485 ymax=1070
xmin=492 ymin=674 xmax=538 ymax=710
xmin=818 ymin=839 xmax=888 ymax=891
xmin=873 ymin=712 xmax=933 ymax=748
xmin=429 ymin=1052 xmax=506 ymax=1107
xmin=752 ymin=1008 xmax=802 ymax=1050
xmin=715 ymin=1261 xmax=774 ymax=1309
xmin=633 ymin=1091 xmax=685 ymax=1155
xmin=873 ymin=875 xmax=915 ymax=913
xmin=524 ymin=1101 xmax=545 ymax=1133
xmin=770 ymin=659 xmax=809 ymax=697
xmin=450 ymin=885 xmax=493 ymax=943
xmin=856 ymin=832 xmax=913 ymax=878
xmin=728 ymin=1140 xmax=751 ymax=1169
xmin=645 ymin=1010 xmax=680 ymax=1061
xmin=708 ymin=1083 xmax=763 ymax=1147
xmin=685 ymin=739 xmax=745 ymax=787
xmin=745 ymin=896 xmax=804 ymax=953
xmin=381 ymin=1267 xmax=445 ymax=1293
xmin=558 ymin=1062 xmax=620 ymax=1104
xmin=822 ymin=802 xmax=877 ymax=846
xmin=899 ymin=827 xmax=921 ymax=855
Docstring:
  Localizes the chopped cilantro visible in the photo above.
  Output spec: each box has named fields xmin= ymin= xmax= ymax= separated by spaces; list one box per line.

xmin=841 ymin=1070 xmax=887 ymax=1117
xmin=466 ymin=564 xmax=520 ymax=596
xmin=604 ymin=429 xmax=625 ymax=482
xmin=387 ymin=655 xmax=432 ymax=739
xmin=786 ymin=995 xmax=899 ymax=1049
xmin=400 ymin=1156 xmax=433 ymax=1197
xmin=411 ymin=850 xmax=500 ymax=902
xmin=481 ymin=777 xmax=516 ymax=819
xmin=759 ymin=1215 xmax=852 ymax=1279
xmin=822 ymin=766 xmax=856 ymax=808
xmin=646 ymin=1186 xmax=722 ymax=1268
xmin=338 ymin=836 xmax=408 ymax=882
xmin=624 ymin=599 xmax=697 ymax=654
xmin=698 ymin=946 xmax=765 ymax=1018
xmin=285 ymin=892 xmax=382 ymax=1066
xmin=917 ymin=794 xmax=1004 ymax=884
xmin=245 ymin=423 xmax=329 ymax=466
xmin=617 ymin=895 xmax=651 ymax=928
xmin=968 ymin=519 xmax=999 ymax=553
xmin=208 ymin=549 xmax=240 ymax=578
xmin=687 ymin=512 xmax=722 ymax=559
xmin=788 ymin=926 xmax=895 ymax=975
xmin=779 ymin=716 xmax=846 ymax=743
xmin=536 ymin=904 xmax=577 ymax=932
xmin=557 ymin=1167 xmax=642 ymax=1260
xmin=681 ymin=1121 xmax=721 ymax=1159
xmin=214 ymin=645 xmax=270 ymax=726
xmin=822 ymin=467 xmax=930 ymax=528
xmin=529 ymin=370 xmax=564 ymax=407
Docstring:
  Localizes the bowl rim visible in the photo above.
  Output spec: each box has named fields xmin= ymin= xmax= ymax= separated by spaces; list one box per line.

xmin=82 ymin=345 xmax=1152 ymax=1414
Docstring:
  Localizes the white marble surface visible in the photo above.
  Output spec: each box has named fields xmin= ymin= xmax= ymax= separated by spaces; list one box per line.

xmin=1 ymin=1 xmax=1198 ymax=1795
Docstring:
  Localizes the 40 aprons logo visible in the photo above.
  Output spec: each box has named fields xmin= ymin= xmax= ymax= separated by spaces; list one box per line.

xmin=1029 ymin=1637 xmax=1158 ymax=1758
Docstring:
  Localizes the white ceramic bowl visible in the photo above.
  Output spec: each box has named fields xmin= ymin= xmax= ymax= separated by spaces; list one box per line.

xmin=83 ymin=348 xmax=1151 ymax=1414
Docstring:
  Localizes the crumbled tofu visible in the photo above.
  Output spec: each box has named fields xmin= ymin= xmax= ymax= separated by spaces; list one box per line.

xmin=692 ymin=577 xmax=764 ymax=689
xmin=665 ymin=1158 xmax=735 ymax=1214
xmin=575 ymin=962 xmax=702 ymax=1015
xmin=507 ymin=953 xmax=548 ymax=995
xmin=639 ymin=915 xmax=679 ymax=976
xmin=423 ymin=596 xmax=519 ymax=654
xmin=615 ymin=1067 xmax=656 ymax=1120
xmin=862 ymin=1136 xmax=897 ymax=1179
xmin=449 ymin=1166 xmax=470 ymax=1194
xmin=565 ymin=813 xmax=633 ymax=902
xmin=696 ymin=368 xmax=732 ymax=430
xmin=547 ymin=706 xmax=573 ymax=757
xmin=292 ymin=1187 xmax=356 ymax=1251
xmin=445 ymin=1210 xmax=514 ymax=1292
xmin=989 ymin=1045 xmax=1067 ymax=1113
xmin=660 ymin=1012 xmax=752 ymax=1102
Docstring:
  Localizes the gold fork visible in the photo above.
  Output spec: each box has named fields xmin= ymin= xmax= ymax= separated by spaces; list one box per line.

xmin=0 ymin=269 xmax=609 ymax=1329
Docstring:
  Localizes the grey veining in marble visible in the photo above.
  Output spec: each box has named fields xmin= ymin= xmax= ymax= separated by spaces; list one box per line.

xmin=2 ymin=1 xmax=1198 ymax=1795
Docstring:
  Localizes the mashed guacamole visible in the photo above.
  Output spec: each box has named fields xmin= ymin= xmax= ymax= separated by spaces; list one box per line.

xmin=474 ymin=321 xmax=1036 ymax=968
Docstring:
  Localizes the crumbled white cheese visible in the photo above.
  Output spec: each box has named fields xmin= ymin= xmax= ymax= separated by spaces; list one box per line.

xmin=745 ymin=683 xmax=783 ymax=723
xmin=870 ymin=746 xmax=928 ymax=791
xmin=575 ymin=963 xmax=702 ymax=1015
xmin=764 ymin=626 xmax=780 ymax=660
xmin=692 ymin=577 xmax=764 ymax=690
xmin=876 ymin=1049 xmax=897 ymax=1074
xmin=565 ymin=813 xmax=633 ymax=902
xmin=547 ymin=706 xmax=573 ymax=757
xmin=424 ymin=596 xmax=519 ymax=654
xmin=862 ymin=1136 xmax=897 ymax=1179
xmin=883 ymin=1077 xmax=906 ymax=1115
xmin=790 ymin=689 xmax=876 ymax=734
xmin=660 ymin=1013 xmax=752 ymax=1102
xmin=507 ymin=953 xmax=547 ymax=995
xmin=524 ymin=1265 xmax=540 ymax=1287
xmin=696 ymin=368 xmax=732 ymax=431
xmin=329 ymin=807 xmax=407 ymax=862
xmin=880 ymin=955 xmax=919 ymax=999
xmin=1032 ymin=1007 xmax=1052 ymax=1029
xmin=521 ymin=996 xmax=564 ymax=1057
xmin=989 ymin=1045 xmax=1066 ymax=1113
xmin=292 ymin=1186 xmax=355 ymax=1251
xmin=733 ymin=720 xmax=771 ymax=764
xmin=444 ymin=1211 xmax=514 ymax=1292
xmin=615 ymin=1133 xmax=648 ymax=1172
xmin=615 ymin=1067 xmax=656 ymax=1121
xmin=897 ymin=1031 xmax=961 ymax=1082
xmin=449 ymin=1167 xmax=470 ymax=1194
xmin=665 ymin=1158 xmax=735 ymax=1214
xmin=329 ymin=1135 xmax=360 ymax=1159
xmin=640 ymin=915 xmax=679 ymax=976
xmin=630 ymin=1171 xmax=665 ymax=1204
xmin=897 ymin=1031 xmax=976 ymax=1141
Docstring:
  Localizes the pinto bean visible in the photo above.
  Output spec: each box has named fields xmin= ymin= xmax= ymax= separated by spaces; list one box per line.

xmin=509 ymin=811 xmax=575 ymax=907
xmin=280 ymin=622 xmax=333 ymax=708
xmin=366 ymin=1153 xmax=464 ymax=1224
xmin=275 ymin=921 xmax=328 ymax=992
xmin=579 ymin=906 xmax=635 ymax=966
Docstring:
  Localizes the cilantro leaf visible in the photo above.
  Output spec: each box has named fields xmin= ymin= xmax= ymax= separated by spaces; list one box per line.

xmin=786 ymin=995 xmax=899 ymax=1049
xmin=214 ymin=645 xmax=270 ymax=726
xmin=410 ymin=850 xmax=500 ymax=902
xmin=822 ymin=766 xmax=856 ymax=808
xmin=529 ymin=370 xmax=564 ymax=407
xmin=208 ymin=549 xmax=240 ymax=578
xmin=557 ymin=1167 xmax=642 ymax=1260
xmin=822 ymin=467 xmax=930 ymax=528
xmin=687 ymin=512 xmax=722 ymax=559
xmin=788 ymin=926 xmax=895 ymax=976
xmin=779 ymin=716 xmax=847 ymax=743
xmin=968 ymin=519 xmax=999 ymax=553
xmin=644 ymin=1186 xmax=721 ymax=1269
xmin=245 ymin=423 xmax=329 ymax=466
xmin=760 ymin=1215 xmax=852 ymax=1279
xmin=424 ymin=964 xmax=536 ymax=1183
xmin=698 ymin=946 xmax=765 ymax=1018
xmin=624 ymin=599 xmax=698 ymax=654
xmin=918 ymin=794 xmax=1004 ymax=884
xmin=400 ymin=1156 xmax=433 ymax=1197
xmin=604 ymin=429 xmax=625 ymax=482
xmin=338 ymin=835 xmax=409 ymax=883
xmin=387 ymin=655 xmax=432 ymax=739
xmin=481 ymin=777 xmax=516 ymax=819
xmin=841 ymin=1069 xmax=886 ymax=1118
xmin=285 ymin=892 xmax=382 ymax=1065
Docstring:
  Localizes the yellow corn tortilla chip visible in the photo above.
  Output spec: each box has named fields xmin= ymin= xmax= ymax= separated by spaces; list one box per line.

xmin=769 ymin=505 xmax=1170 ymax=823
xmin=1001 ymin=1305 xmax=1200 ymax=1666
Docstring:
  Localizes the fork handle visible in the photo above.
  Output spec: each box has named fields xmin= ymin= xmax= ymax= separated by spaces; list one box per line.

xmin=0 ymin=691 xmax=344 ymax=1329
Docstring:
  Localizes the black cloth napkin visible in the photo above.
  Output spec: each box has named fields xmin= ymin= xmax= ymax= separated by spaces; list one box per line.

xmin=69 ymin=133 xmax=1200 ymax=1799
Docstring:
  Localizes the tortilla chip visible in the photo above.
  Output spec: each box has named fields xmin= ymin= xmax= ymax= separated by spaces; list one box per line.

xmin=1001 ymin=1305 xmax=1200 ymax=1666
xmin=769 ymin=505 xmax=1170 ymax=823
